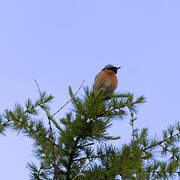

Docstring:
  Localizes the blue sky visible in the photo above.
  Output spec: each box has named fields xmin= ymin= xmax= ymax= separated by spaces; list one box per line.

xmin=0 ymin=0 xmax=180 ymax=179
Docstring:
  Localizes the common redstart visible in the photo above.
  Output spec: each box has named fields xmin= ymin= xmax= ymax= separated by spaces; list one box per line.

xmin=92 ymin=64 xmax=121 ymax=97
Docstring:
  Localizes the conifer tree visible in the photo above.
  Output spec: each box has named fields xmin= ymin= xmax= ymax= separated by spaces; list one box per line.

xmin=1 ymin=82 xmax=180 ymax=180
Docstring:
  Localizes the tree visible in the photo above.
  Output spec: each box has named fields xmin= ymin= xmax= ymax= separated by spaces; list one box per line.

xmin=1 ymin=82 xmax=180 ymax=180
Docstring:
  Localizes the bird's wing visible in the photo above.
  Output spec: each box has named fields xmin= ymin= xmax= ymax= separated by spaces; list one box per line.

xmin=92 ymin=71 xmax=108 ymax=92
xmin=94 ymin=72 xmax=99 ymax=82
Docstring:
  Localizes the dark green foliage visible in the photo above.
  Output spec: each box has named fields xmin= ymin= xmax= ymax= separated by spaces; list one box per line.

xmin=0 ymin=114 xmax=10 ymax=135
xmin=2 ymin=86 xmax=180 ymax=180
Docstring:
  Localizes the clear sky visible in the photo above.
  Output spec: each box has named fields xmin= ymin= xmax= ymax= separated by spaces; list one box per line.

xmin=0 ymin=0 xmax=180 ymax=179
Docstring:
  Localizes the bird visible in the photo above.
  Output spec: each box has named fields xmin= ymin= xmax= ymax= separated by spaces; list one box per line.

xmin=92 ymin=64 xmax=121 ymax=97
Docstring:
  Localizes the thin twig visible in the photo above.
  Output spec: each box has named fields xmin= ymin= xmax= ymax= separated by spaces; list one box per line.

xmin=34 ymin=79 xmax=58 ymax=180
xmin=34 ymin=79 xmax=42 ymax=96
xmin=72 ymin=158 xmax=95 ymax=180
xmin=132 ymin=122 xmax=135 ymax=141
xmin=130 ymin=113 xmax=136 ymax=141
xmin=143 ymin=131 xmax=180 ymax=152
xmin=50 ymin=80 xmax=85 ymax=120
xmin=145 ymin=170 xmax=180 ymax=174
xmin=74 ymin=155 xmax=100 ymax=162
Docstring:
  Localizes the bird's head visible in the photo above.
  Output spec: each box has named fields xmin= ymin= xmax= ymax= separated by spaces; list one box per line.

xmin=102 ymin=64 xmax=121 ymax=74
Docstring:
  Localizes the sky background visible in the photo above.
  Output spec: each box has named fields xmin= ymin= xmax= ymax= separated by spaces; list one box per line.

xmin=0 ymin=0 xmax=180 ymax=179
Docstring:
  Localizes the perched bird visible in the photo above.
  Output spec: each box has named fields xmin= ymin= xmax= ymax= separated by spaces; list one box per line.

xmin=92 ymin=64 xmax=121 ymax=97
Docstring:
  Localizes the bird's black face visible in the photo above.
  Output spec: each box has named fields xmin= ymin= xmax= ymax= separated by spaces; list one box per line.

xmin=102 ymin=64 xmax=121 ymax=74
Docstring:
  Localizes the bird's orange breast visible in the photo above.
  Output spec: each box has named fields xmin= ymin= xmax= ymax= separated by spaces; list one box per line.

xmin=93 ymin=70 xmax=118 ymax=96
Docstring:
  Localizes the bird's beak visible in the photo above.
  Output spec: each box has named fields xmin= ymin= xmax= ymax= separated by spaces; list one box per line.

xmin=117 ymin=66 xmax=121 ymax=69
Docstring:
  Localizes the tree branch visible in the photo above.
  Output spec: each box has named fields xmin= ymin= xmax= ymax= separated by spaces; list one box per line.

xmin=34 ymin=79 xmax=58 ymax=180
xmin=72 ymin=157 xmax=95 ymax=180
xmin=50 ymin=80 xmax=85 ymax=120
xmin=143 ymin=131 xmax=180 ymax=152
